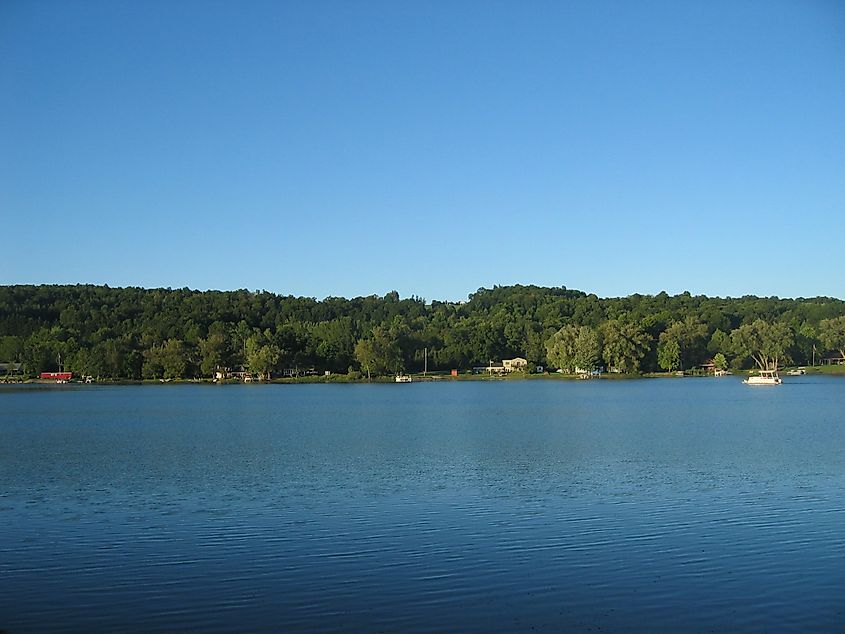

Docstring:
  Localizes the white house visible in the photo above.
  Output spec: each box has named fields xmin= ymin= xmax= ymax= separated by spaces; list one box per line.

xmin=502 ymin=357 xmax=528 ymax=372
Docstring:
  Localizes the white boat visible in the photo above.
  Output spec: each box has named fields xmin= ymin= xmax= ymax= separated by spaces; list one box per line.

xmin=786 ymin=368 xmax=806 ymax=376
xmin=743 ymin=369 xmax=782 ymax=385
xmin=395 ymin=374 xmax=412 ymax=383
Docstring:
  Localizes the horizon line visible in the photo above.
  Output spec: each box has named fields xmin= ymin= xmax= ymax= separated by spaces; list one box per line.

xmin=2 ymin=281 xmax=843 ymax=304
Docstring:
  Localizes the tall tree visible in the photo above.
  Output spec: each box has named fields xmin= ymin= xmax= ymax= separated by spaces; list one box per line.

xmin=0 ymin=335 xmax=22 ymax=363
xmin=161 ymin=339 xmax=188 ymax=379
xmin=199 ymin=331 xmax=229 ymax=377
xmin=707 ymin=329 xmax=731 ymax=357
xmin=21 ymin=328 xmax=63 ymax=375
xmin=245 ymin=335 xmax=281 ymax=380
xmin=573 ymin=327 xmax=601 ymax=372
xmin=354 ymin=338 xmax=378 ymax=380
xmin=657 ymin=338 xmax=681 ymax=372
xmin=545 ymin=325 xmax=579 ymax=372
xmin=818 ymin=316 xmax=845 ymax=362
xmin=730 ymin=320 xmax=793 ymax=371
xmin=142 ymin=345 xmax=165 ymax=379
xmin=661 ymin=317 xmax=707 ymax=369
xmin=311 ymin=318 xmax=355 ymax=373
xmin=354 ymin=326 xmax=402 ymax=379
xmin=600 ymin=320 xmax=651 ymax=373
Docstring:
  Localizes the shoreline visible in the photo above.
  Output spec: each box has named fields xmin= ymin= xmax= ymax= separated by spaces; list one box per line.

xmin=4 ymin=364 xmax=844 ymax=386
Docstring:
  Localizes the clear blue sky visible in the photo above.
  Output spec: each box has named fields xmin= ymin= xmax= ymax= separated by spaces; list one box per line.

xmin=2 ymin=0 xmax=843 ymax=301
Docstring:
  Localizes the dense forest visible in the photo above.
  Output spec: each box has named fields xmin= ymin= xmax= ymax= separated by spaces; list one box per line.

xmin=1 ymin=284 xmax=844 ymax=380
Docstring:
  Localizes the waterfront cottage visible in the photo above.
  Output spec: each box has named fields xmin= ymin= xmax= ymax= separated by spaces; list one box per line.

xmin=503 ymin=357 xmax=528 ymax=372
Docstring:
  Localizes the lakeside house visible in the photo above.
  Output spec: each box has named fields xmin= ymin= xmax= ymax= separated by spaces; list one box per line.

xmin=699 ymin=360 xmax=716 ymax=373
xmin=473 ymin=357 xmax=529 ymax=374
xmin=215 ymin=366 xmax=322 ymax=381
xmin=473 ymin=362 xmax=504 ymax=374
xmin=503 ymin=357 xmax=528 ymax=372
xmin=280 ymin=368 xmax=320 ymax=378
xmin=215 ymin=367 xmax=263 ymax=381
xmin=697 ymin=360 xmax=731 ymax=376
xmin=0 ymin=362 xmax=22 ymax=374
xmin=572 ymin=366 xmax=603 ymax=378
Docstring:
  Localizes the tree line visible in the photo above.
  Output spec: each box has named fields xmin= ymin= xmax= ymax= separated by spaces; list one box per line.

xmin=1 ymin=284 xmax=844 ymax=379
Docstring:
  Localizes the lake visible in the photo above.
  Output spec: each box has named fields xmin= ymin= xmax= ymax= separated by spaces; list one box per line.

xmin=1 ymin=377 xmax=843 ymax=632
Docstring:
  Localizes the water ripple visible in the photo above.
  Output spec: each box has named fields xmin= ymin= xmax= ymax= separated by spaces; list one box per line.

xmin=2 ymin=380 xmax=845 ymax=632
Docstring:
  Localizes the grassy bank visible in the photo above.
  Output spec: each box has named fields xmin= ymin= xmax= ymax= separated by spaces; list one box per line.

xmin=806 ymin=364 xmax=845 ymax=375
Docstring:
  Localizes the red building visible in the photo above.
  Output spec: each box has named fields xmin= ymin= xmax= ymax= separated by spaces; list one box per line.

xmin=40 ymin=372 xmax=73 ymax=381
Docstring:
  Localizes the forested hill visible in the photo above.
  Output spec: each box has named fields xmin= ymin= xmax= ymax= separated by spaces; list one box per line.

xmin=1 ymin=284 xmax=844 ymax=379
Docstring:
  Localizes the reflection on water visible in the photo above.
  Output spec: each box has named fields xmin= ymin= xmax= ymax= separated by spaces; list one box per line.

xmin=1 ymin=378 xmax=844 ymax=631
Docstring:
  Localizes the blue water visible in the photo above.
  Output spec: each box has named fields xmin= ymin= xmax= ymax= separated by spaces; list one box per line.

xmin=1 ymin=377 xmax=843 ymax=632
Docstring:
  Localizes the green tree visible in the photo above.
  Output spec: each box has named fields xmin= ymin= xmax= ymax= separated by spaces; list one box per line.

xmin=70 ymin=347 xmax=98 ymax=378
xmin=95 ymin=338 xmax=127 ymax=378
xmin=161 ymin=339 xmax=188 ymax=379
xmin=661 ymin=317 xmax=707 ymax=369
xmin=818 ymin=316 xmax=845 ymax=362
xmin=600 ymin=320 xmax=651 ymax=373
xmin=245 ymin=335 xmax=281 ymax=380
xmin=199 ymin=331 xmax=229 ymax=376
xmin=311 ymin=318 xmax=355 ymax=373
xmin=730 ymin=320 xmax=793 ymax=371
xmin=657 ymin=338 xmax=681 ymax=372
xmin=142 ymin=345 xmax=165 ymax=379
xmin=354 ymin=326 xmax=402 ymax=379
xmin=573 ymin=326 xmax=601 ymax=372
xmin=440 ymin=320 xmax=476 ymax=369
xmin=0 ymin=335 xmax=22 ymax=362
xmin=524 ymin=325 xmax=547 ymax=368
xmin=707 ymin=329 xmax=731 ymax=356
xmin=233 ymin=320 xmax=253 ymax=366
xmin=124 ymin=349 xmax=143 ymax=379
xmin=354 ymin=338 xmax=378 ymax=380
xmin=21 ymin=328 xmax=63 ymax=375
xmin=545 ymin=325 xmax=579 ymax=372
xmin=713 ymin=352 xmax=728 ymax=372
xmin=795 ymin=322 xmax=821 ymax=365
